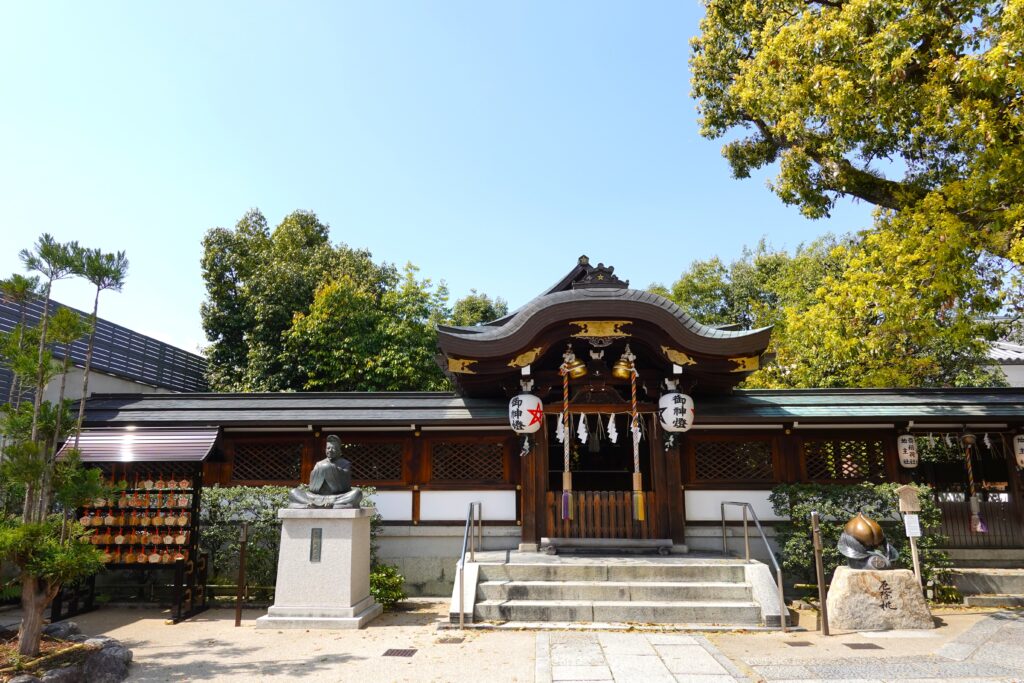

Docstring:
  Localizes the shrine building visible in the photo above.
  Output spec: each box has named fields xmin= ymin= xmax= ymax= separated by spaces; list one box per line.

xmin=73 ymin=256 xmax=1024 ymax=594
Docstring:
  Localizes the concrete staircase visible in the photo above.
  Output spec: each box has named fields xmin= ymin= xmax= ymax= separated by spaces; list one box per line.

xmin=460 ymin=559 xmax=771 ymax=628
xmin=952 ymin=568 xmax=1024 ymax=607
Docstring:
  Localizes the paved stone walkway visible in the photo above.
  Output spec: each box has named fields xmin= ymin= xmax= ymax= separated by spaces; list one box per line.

xmin=741 ymin=611 xmax=1024 ymax=682
xmin=535 ymin=632 xmax=747 ymax=683
xmin=535 ymin=612 xmax=1024 ymax=683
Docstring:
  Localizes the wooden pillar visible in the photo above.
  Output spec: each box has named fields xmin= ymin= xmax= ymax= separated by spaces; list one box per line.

xmin=522 ymin=419 xmax=549 ymax=546
xmin=521 ymin=432 xmax=538 ymax=545
xmin=651 ymin=419 xmax=684 ymax=540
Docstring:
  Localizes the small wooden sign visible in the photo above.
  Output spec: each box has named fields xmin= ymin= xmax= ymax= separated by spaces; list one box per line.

xmin=903 ymin=513 xmax=922 ymax=538
xmin=896 ymin=485 xmax=921 ymax=513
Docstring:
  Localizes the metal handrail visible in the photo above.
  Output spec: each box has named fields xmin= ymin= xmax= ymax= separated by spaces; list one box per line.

xmin=457 ymin=501 xmax=483 ymax=629
xmin=720 ymin=501 xmax=788 ymax=632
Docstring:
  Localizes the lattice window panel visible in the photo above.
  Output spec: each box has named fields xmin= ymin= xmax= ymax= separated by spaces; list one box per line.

xmin=431 ymin=441 xmax=504 ymax=482
xmin=693 ymin=440 xmax=775 ymax=482
xmin=804 ymin=439 xmax=886 ymax=481
xmin=340 ymin=442 xmax=404 ymax=481
xmin=232 ymin=442 xmax=303 ymax=482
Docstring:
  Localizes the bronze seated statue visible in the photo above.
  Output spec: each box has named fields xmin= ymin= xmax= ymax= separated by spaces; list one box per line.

xmin=837 ymin=512 xmax=899 ymax=570
xmin=288 ymin=435 xmax=364 ymax=509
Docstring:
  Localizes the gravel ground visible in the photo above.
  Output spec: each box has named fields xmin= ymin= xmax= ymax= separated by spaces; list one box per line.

xmin=70 ymin=600 xmax=534 ymax=682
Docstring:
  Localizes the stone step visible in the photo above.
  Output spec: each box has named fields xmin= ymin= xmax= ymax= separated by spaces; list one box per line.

xmin=477 ymin=562 xmax=746 ymax=584
xmin=952 ymin=568 xmax=1024 ymax=596
xmin=963 ymin=594 xmax=1024 ymax=608
xmin=474 ymin=599 xmax=762 ymax=625
xmin=477 ymin=580 xmax=753 ymax=602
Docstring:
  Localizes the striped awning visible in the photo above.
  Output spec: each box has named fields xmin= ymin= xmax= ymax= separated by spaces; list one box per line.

xmin=59 ymin=428 xmax=219 ymax=463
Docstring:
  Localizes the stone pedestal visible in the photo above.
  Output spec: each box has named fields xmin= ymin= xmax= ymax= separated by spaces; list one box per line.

xmin=826 ymin=566 xmax=934 ymax=631
xmin=256 ymin=507 xmax=382 ymax=629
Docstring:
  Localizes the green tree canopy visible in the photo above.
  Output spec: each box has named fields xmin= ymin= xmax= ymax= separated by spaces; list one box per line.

xmin=656 ymin=235 xmax=1006 ymax=388
xmin=450 ymin=289 xmax=509 ymax=327
xmin=691 ymin=0 xmax=1023 ymax=261
xmin=282 ymin=267 xmax=450 ymax=392
xmin=200 ymin=209 xmax=395 ymax=391
xmin=201 ymin=209 xmax=509 ymax=392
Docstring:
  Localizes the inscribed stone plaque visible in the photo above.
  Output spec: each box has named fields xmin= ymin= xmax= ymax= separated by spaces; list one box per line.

xmin=310 ymin=528 xmax=322 ymax=562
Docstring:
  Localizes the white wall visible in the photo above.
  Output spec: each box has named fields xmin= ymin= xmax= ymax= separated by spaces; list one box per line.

xmin=41 ymin=368 xmax=173 ymax=403
xmin=368 ymin=491 xmax=413 ymax=522
xmin=684 ymin=490 xmax=781 ymax=522
xmin=998 ymin=364 xmax=1024 ymax=388
xmin=419 ymin=490 xmax=517 ymax=521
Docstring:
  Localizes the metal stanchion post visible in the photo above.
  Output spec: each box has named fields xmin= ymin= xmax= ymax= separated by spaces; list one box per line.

xmin=811 ymin=511 xmax=829 ymax=636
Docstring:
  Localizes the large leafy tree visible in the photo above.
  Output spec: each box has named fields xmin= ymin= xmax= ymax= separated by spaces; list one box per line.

xmin=656 ymin=236 xmax=1005 ymax=388
xmin=691 ymin=0 xmax=1023 ymax=261
xmin=202 ymin=209 xmax=506 ymax=392
xmin=200 ymin=209 xmax=392 ymax=391
xmin=449 ymin=290 xmax=509 ymax=327
xmin=282 ymin=267 xmax=450 ymax=392
xmin=764 ymin=222 xmax=1006 ymax=388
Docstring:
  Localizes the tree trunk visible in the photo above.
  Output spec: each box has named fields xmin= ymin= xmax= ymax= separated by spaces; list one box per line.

xmin=74 ymin=288 xmax=100 ymax=448
xmin=18 ymin=575 xmax=48 ymax=657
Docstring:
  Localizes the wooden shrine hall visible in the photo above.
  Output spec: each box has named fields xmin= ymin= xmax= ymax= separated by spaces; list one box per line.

xmin=75 ymin=256 xmax=1024 ymax=560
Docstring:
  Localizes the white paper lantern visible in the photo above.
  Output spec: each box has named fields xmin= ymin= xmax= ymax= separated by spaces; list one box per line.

xmin=658 ymin=392 xmax=694 ymax=433
xmin=508 ymin=393 xmax=544 ymax=434
xmin=897 ymin=434 xmax=919 ymax=469
xmin=1014 ymin=434 xmax=1024 ymax=468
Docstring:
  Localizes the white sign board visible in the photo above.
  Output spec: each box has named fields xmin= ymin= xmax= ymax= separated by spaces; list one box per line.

xmin=903 ymin=513 xmax=922 ymax=538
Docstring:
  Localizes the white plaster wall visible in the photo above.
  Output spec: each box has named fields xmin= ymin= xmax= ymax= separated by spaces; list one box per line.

xmin=684 ymin=490 xmax=781 ymax=521
xmin=41 ymin=368 xmax=173 ymax=403
xmin=377 ymin=525 xmax=521 ymax=596
xmin=998 ymin=364 xmax=1024 ymax=388
xmin=418 ymin=490 xmax=517 ymax=521
xmin=367 ymin=491 xmax=412 ymax=522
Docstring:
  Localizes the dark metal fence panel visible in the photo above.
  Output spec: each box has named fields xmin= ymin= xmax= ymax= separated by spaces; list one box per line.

xmin=0 ymin=296 xmax=207 ymax=394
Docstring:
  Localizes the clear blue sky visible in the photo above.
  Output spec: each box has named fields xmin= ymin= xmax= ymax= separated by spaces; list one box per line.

xmin=0 ymin=1 xmax=874 ymax=353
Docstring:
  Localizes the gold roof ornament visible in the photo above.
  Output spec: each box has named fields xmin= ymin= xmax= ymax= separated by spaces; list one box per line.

xmin=570 ymin=320 xmax=632 ymax=338
xmin=447 ymin=358 xmax=478 ymax=374
xmin=729 ymin=356 xmax=760 ymax=372
xmin=660 ymin=347 xmax=697 ymax=367
xmin=844 ymin=513 xmax=885 ymax=547
xmin=507 ymin=347 xmax=543 ymax=369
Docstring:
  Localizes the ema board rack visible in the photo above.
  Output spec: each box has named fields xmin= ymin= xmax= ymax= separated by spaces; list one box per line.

xmin=51 ymin=462 xmax=209 ymax=624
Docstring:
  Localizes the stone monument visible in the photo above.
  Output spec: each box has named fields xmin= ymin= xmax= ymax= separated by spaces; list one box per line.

xmin=826 ymin=513 xmax=933 ymax=630
xmin=256 ymin=436 xmax=382 ymax=629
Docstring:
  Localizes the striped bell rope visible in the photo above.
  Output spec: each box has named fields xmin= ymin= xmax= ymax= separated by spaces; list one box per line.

xmin=963 ymin=438 xmax=987 ymax=533
xmin=630 ymin=362 xmax=644 ymax=522
xmin=560 ymin=360 xmax=573 ymax=521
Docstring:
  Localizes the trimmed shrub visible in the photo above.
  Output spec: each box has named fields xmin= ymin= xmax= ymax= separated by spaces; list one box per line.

xmin=370 ymin=564 xmax=407 ymax=610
